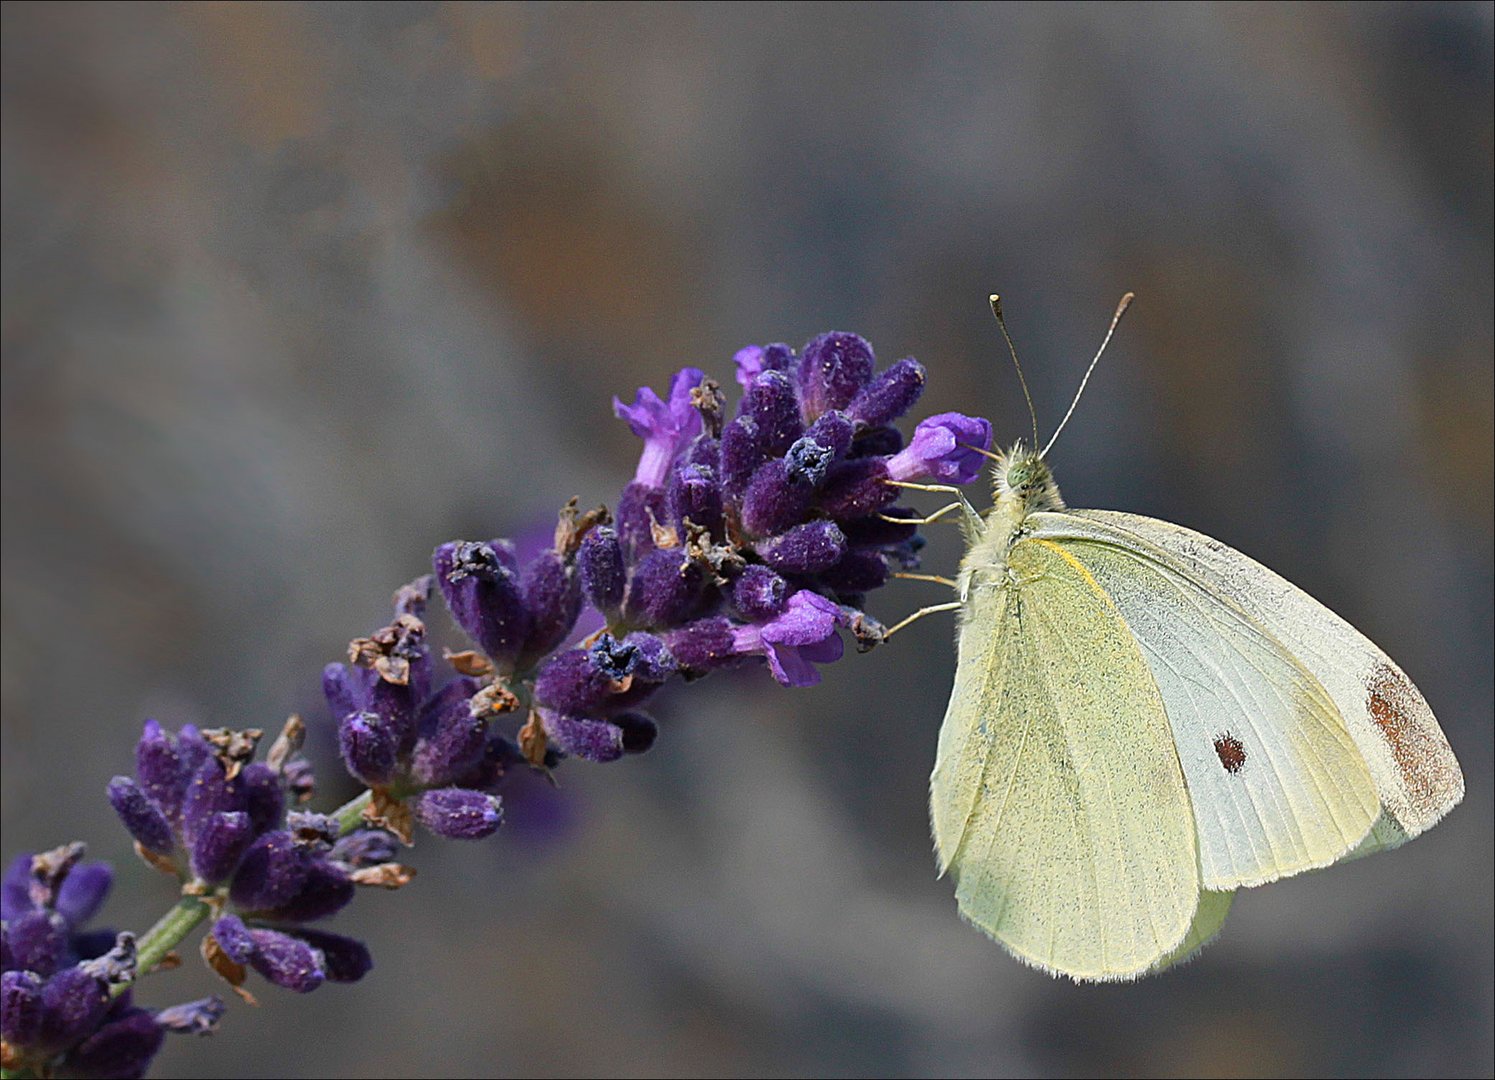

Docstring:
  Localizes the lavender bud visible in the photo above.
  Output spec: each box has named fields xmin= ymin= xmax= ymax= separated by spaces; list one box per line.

xmin=108 ymin=777 xmax=174 ymax=855
xmin=244 ymin=928 xmax=326 ymax=993
xmin=797 ymin=332 xmax=874 ymax=419
xmin=209 ymin=915 xmax=255 ymax=965
xmin=615 ymin=481 xmax=667 ymax=561
xmin=621 ymin=548 xmax=709 ymax=628
xmin=179 ymin=760 xmax=242 ymax=851
xmin=190 ymin=812 xmax=256 ymax=885
xmin=847 ymin=357 xmax=926 ymax=427
xmin=5 ymin=911 xmax=68 ymax=976
xmin=740 ymin=370 xmax=804 ymax=456
xmin=621 ymin=632 xmax=675 ymax=684
xmin=754 ymin=520 xmax=847 ymax=575
xmin=240 ymin=764 xmax=285 ymax=837
xmin=134 ymin=721 xmax=190 ymax=826
xmin=840 ymin=507 xmax=918 ymax=547
xmin=818 ymin=549 xmax=891 ymax=593
xmin=412 ymin=788 xmax=504 ymax=840
xmin=667 ymin=461 xmax=725 ymax=537
xmin=533 ymin=648 xmax=617 ymax=716
xmin=802 ymin=409 xmax=855 ymax=463
xmin=578 ymin=526 xmax=626 ymax=616
xmin=228 ymin=832 xmax=309 ymax=913
xmin=337 ymin=712 xmax=400 ymax=787
xmin=433 ymin=540 xmax=533 ymax=674
xmin=410 ymin=691 xmax=488 ymax=787
xmin=731 ymin=565 xmax=789 ymax=621
xmin=288 ymin=930 xmax=371 ymax=983
xmin=257 ymin=859 xmax=354 ymax=923
xmin=817 ymin=458 xmax=896 ymax=519
xmin=719 ymin=415 xmax=764 ymax=497
xmin=740 ymin=459 xmax=814 ymax=537
xmin=614 ymin=712 xmax=659 ymax=755
xmin=540 ymin=713 xmax=625 ymax=764
xmin=850 ymin=425 xmax=904 ymax=457
xmin=662 ymin=617 xmax=739 ymax=676
xmin=153 ymin=996 xmax=227 ymax=1036
xmin=520 ymin=550 xmax=582 ymax=665
xmin=733 ymin=342 xmax=793 ymax=389
xmin=39 ymin=965 xmax=110 ymax=1050
xmin=58 ymin=1007 xmax=164 ymax=1078
xmin=1 ymin=970 xmax=43 ymax=1046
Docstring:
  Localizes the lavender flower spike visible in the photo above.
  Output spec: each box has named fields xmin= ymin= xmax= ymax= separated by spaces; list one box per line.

xmin=730 ymin=590 xmax=846 ymax=687
xmin=614 ymin=367 xmax=706 ymax=488
xmin=884 ymin=412 xmax=993 ymax=484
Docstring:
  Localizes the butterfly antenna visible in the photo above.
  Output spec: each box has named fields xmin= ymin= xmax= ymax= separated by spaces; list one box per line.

xmin=989 ymin=294 xmax=1040 ymax=450
xmin=1040 ymin=291 xmax=1134 ymax=459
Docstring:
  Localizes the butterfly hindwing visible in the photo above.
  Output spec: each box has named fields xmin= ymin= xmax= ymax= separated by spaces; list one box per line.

xmin=931 ymin=536 xmax=1200 ymax=980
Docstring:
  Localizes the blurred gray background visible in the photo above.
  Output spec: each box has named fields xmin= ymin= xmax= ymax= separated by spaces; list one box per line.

xmin=3 ymin=3 xmax=1492 ymax=1077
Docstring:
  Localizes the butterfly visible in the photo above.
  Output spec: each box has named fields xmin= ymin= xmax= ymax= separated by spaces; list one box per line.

xmin=918 ymin=295 xmax=1464 ymax=981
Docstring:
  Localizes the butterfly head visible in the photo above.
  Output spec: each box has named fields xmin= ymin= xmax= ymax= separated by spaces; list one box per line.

xmin=993 ymin=442 xmax=1065 ymax=514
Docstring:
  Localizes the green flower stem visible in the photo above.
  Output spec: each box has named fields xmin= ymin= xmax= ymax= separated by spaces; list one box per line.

xmin=334 ymin=789 xmax=374 ymax=836
xmin=114 ymin=896 xmax=212 ymax=998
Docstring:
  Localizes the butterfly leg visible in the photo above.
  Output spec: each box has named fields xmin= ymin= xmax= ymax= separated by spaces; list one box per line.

xmin=884 ymin=480 xmax=964 ymax=495
xmin=883 ymin=601 xmax=963 ymax=639
xmin=894 ymin=571 xmax=959 ymax=587
xmin=881 ymin=501 xmax=963 ymax=526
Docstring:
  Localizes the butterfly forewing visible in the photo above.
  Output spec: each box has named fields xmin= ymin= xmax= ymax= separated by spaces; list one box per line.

xmin=1039 ymin=531 xmax=1381 ymax=888
xmin=931 ymin=537 xmax=1200 ymax=980
xmin=1033 ymin=510 xmax=1464 ymax=849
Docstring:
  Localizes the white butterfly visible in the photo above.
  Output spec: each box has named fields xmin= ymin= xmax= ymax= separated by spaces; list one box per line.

xmin=912 ymin=295 xmax=1463 ymax=981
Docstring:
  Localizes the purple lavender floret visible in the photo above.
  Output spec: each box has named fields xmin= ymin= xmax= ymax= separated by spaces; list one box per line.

xmin=613 ymin=367 xmax=705 ymax=488
xmin=1 ymin=848 xmax=226 ymax=1078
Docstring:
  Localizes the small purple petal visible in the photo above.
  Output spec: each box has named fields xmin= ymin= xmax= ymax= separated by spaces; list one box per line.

xmin=58 ymin=1006 xmax=164 ymax=1079
xmin=797 ymin=332 xmax=875 ymax=419
xmin=108 ymin=778 xmax=174 ymax=855
xmin=330 ymin=830 xmax=401 ymax=869
xmin=412 ymin=788 xmax=504 ymax=840
xmin=613 ymin=367 xmax=706 ymax=488
xmin=5 ymin=911 xmax=68 ymax=976
xmin=153 ymin=996 xmax=227 ymax=1036
xmin=53 ymin=863 xmax=113 ymax=931
xmin=758 ymin=590 xmax=843 ymax=648
xmin=885 ymin=412 xmax=993 ymax=484
xmin=189 ymin=812 xmax=256 ymax=885
xmin=1 ymin=969 xmax=44 ymax=1046
xmin=847 ymin=357 xmax=926 ymax=427
xmin=754 ymin=520 xmax=847 ymax=575
xmin=732 ymin=345 xmax=766 ymax=388
xmin=540 ymin=713 xmax=625 ymax=764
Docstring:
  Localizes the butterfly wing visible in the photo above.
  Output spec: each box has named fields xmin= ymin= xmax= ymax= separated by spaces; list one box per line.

xmin=1034 ymin=509 xmax=1460 ymax=880
xmin=931 ymin=536 xmax=1201 ymax=980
